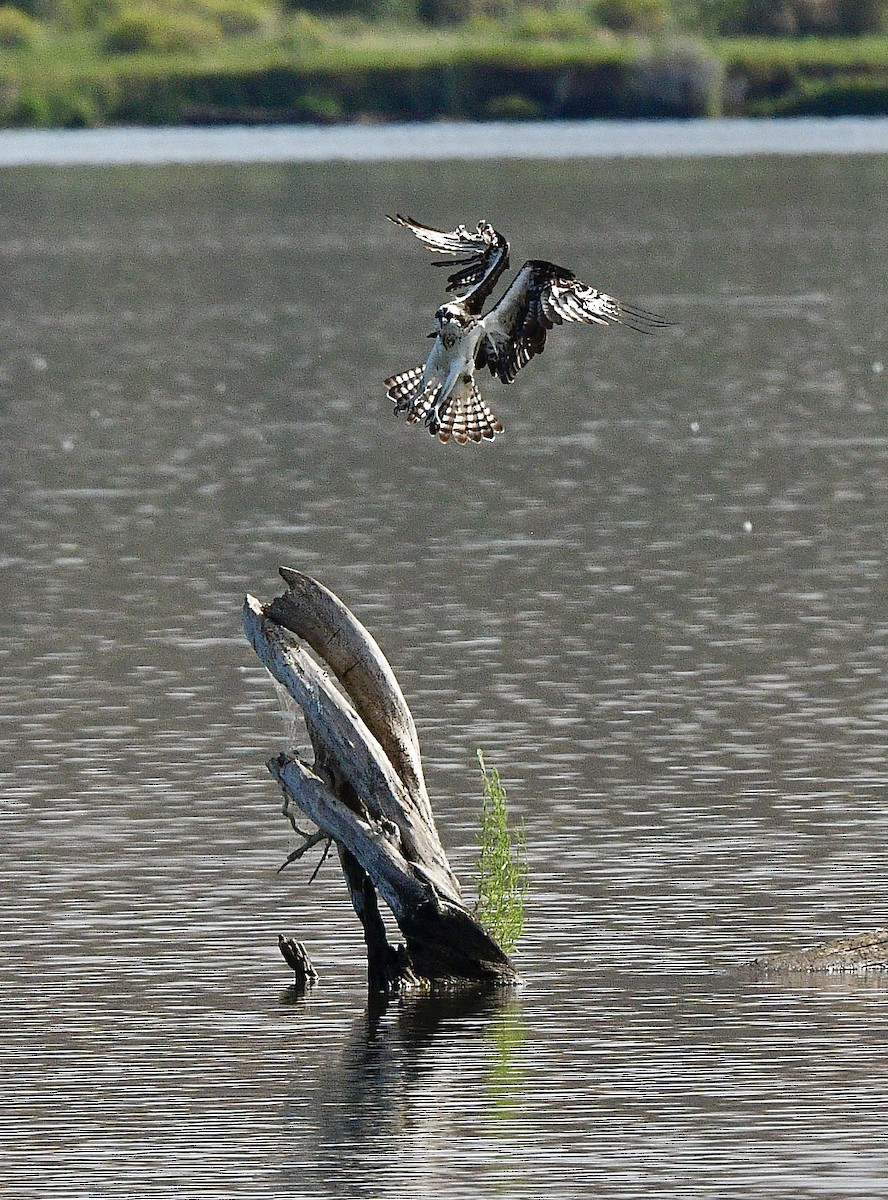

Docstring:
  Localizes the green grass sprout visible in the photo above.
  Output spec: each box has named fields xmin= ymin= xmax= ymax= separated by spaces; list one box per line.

xmin=475 ymin=750 xmax=528 ymax=954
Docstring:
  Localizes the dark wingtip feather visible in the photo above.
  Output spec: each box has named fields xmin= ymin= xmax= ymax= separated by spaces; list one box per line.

xmin=620 ymin=303 xmax=673 ymax=334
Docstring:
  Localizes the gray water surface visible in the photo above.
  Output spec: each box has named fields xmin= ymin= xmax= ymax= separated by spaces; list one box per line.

xmin=1 ymin=153 xmax=887 ymax=1198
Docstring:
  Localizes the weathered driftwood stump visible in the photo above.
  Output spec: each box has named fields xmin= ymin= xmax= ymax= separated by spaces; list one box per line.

xmin=746 ymin=928 xmax=888 ymax=976
xmin=278 ymin=935 xmax=319 ymax=991
xmin=244 ymin=567 xmax=519 ymax=996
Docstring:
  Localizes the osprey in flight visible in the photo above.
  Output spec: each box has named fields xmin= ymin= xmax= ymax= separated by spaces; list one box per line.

xmin=385 ymin=214 xmax=668 ymax=445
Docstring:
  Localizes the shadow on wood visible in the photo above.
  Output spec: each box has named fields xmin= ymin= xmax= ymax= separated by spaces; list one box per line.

xmin=244 ymin=568 xmax=519 ymax=997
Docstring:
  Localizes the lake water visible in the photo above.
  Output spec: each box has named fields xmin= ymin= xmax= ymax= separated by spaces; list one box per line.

xmin=1 ymin=136 xmax=887 ymax=1198
xmin=2 ymin=115 xmax=888 ymax=165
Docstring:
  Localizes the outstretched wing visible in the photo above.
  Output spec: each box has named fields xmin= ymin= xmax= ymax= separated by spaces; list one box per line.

xmin=387 ymin=213 xmax=510 ymax=305
xmin=478 ymin=260 xmax=669 ymax=384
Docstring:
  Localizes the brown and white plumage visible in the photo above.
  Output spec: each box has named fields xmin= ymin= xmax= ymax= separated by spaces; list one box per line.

xmin=386 ymin=213 xmax=510 ymax=301
xmin=385 ymin=214 xmax=668 ymax=445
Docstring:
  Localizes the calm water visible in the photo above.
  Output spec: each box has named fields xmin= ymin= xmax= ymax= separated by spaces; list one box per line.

xmin=1 ymin=149 xmax=887 ymax=1198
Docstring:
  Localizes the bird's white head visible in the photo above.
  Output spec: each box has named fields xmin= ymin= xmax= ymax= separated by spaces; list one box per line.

xmin=435 ymin=301 xmax=467 ymax=327
xmin=431 ymin=301 xmax=468 ymax=350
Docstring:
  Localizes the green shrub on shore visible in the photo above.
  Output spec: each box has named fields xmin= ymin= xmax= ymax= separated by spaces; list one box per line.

xmin=754 ymin=66 xmax=888 ymax=111
xmin=194 ymin=0 xmax=279 ymax=35
xmin=0 ymin=3 xmax=41 ymax=44
xmin=717 ymin=0 xmax=888 ymax=35
xmin=507 ymin=4 xmax=597 ymax=39
xmin=594 ymin=0 xmax=671 ymax=33
xmin=102 ymin=5 xmax=224 ymax=52
xmin=276 ymin=6 xmax=329 ymax=43
xmin=630 ymin=34 xmax=724 ymax=114
xmin=485 ymin=90 xmax=543 ymax=115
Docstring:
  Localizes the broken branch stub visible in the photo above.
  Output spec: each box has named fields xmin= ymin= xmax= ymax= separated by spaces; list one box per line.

xmin=244 ymin=575 xmax=518 ymax=993
xmin=278 ymin=935 xmax=318 ymax=991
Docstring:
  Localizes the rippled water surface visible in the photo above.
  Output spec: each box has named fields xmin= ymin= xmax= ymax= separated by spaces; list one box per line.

xmin=1 ymin=152 xmax=887 ymax=1198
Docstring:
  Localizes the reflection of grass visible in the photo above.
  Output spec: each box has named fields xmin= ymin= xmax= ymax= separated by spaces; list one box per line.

xmin=476 ymin=750 xmax=527 ymax=955
xmin=484 ymin=999 xmax=527 ymax=1122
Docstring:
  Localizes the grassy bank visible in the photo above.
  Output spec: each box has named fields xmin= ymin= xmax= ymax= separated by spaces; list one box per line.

xmin=725 ymin=33 xmax=888 ymax=113
xmin=3 ymin=23 xmax=888 ymax=126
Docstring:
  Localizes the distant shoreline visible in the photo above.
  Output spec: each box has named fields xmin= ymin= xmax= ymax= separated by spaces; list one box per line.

xmin=3 ymin=34 xmax=888 ymax=131
xmin=2 ymin=115 xmax=887 ymax=167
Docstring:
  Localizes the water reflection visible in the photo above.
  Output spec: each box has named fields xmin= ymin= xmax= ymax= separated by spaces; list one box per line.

xmin=272 ymin=967 xmax=888 ymax=1200
xmin=2 ymin=117 xmax=888 ymax=167
xmin=282 ymin=988 xmax=527 ymax=1195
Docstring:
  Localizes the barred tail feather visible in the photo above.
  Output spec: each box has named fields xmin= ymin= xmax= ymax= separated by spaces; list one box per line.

xmin=431 ymin=382 xmax=503 ymax=446
xmin=385 ymin=366 xmax=426 ymax=414
xmin=387 ymin=368 xmax=502 ymax=445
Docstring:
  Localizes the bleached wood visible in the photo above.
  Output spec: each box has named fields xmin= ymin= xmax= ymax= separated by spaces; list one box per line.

xmin=269 ymin=752 xmax=432 ymax=916
xmin=269 ymin=567 xmax=432 ymax=826
xmin=269 ymin=752 xmax=515 ymax=983
xmin=243 ymin=578 xmax=518 ymax=992
xmin=244 ymin=594 xmax=460 ymax=905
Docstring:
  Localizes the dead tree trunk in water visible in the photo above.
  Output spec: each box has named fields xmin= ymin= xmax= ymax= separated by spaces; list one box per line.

xmin=243 ymin=567 xmax=518 ymax=996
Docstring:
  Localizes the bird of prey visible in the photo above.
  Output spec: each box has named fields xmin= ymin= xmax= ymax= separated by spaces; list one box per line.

xmin=385 ymin=213 xmax=668 ymax=445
